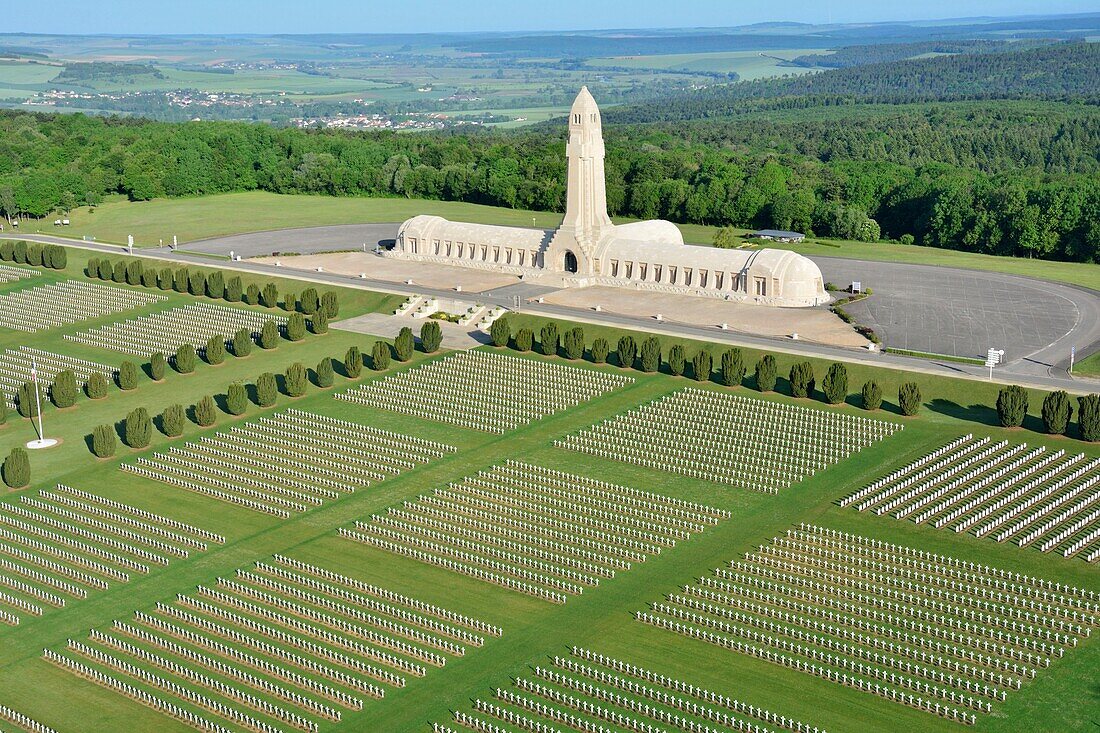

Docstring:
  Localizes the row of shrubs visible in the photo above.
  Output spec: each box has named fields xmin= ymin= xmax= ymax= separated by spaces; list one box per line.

xmin=87 ymin=337 xmax=414 ymax=463
xmin=0 ymin=241 xmax=66 ymax=270
xmin=85 ymin=257 xmax=339 ymax=317
xmin=487 ymin=317 xmax=1097 ymax=440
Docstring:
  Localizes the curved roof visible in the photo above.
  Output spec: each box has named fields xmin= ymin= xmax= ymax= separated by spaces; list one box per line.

xmin=398 ymin=215 xmax=548 ymax=250
xmin=599 ymin=233 xmax=824 ymax=281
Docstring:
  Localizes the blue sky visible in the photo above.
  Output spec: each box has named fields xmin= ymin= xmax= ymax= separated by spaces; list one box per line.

xmin=11 ymin=0 xmax=1099 ymax=34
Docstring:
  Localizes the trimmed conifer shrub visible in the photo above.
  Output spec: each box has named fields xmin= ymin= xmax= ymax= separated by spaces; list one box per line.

xmin=720 ymin=348 xmax=745 ymax=387
xmin=98 ymin=259 xmax=113 ymax=280
xmin=692 ymin=349 xmax=712 ymax=382
xmin=284 ymin=363 xmax=308 ymax=397
xmin=125 ymin=260 xmax=142 ymax=285
xmin=260 ymin=320 xmax=279 ymax=349
xmin=161 ymin=404 xmax=185 ymax=437
xmin=157 ymin=268 xmax=173 ymax=290
xmin=311 ymin=310 xmax=328 ymax=334
xmin=86 ymin=257 xmax=100 ymax=278
xmin=996 ymin=385 xmax=1029 ymax=428
xmin=51 ymin=370 xmax=78 ymax=408
xmin=226 ymin=383 xmax=248 ymax=415
xmin=616 ymin=336 xmax=637 ymax=369
xmin=86 ymin=372 xmax=109 ymax=399
xmin=204 ymin=336 xmax=226 ymax=365
xmin=225 ymin=276 xmax=243 ymax=302
xmin=394 ymin=327 xmax=415 ymax=361
xmin=539 ymin=323 xmax=559 ymax=356
xmin=244 ymin=283 xmax=260 ymax=305
xmin=91 ymin=425 xmax=116 ymax=459
xmin=141 ymin=268 xmax=157 ymax=288
xmin=232 ymin=328 xmax=252 ymax=357
xmin=112 ymin=260 xmax=126 ymax=283
xmin=187 ymin=269 xmax=205 ymax=296
xmin=344 ymin=346 xmax=363 ymax=378
xmin=12 ymin=241 xmax=27 ymax=264
xmin=789 ymin=361 xmax=815 ymax=398
xmin=118 ymin=361 xmax=138 ymax=390
xmin=1042 ymin=390 xmax=1072 ymax=435
xmin=194 ymin=396 xmax=217 ymax=427
xmin=668 ymin=344 xmax=686 ymax=376
xmin=639 ymin=337 xmax=661 ymax=373
xmin=316 ymin=358 xmax=334 ymax=388
xmin=175 ymin=344 xmax=197 ymax=374
xmin=755 ymin=354 xmax=777 ymax=392
xmin=282 ymin=292 xmax=297 ymax=312
xmin=261 ymin=282 xmax=279 ymax=308
xmin=16 ymin=382 xmax=39 ymax=418
xmin=173 ymin=267 xmax=188 ymax=292
xmin=861 ymin=380 xmax=882 ymax=411
xmin=514 ymin=328 xmax=534 ymax=352
xmin=591 ymin=337 xmax=609 ymax=364
xmin=255 ymin=372 xmax=277 ymax=407
xmin=45 ymin=244 xmax=67 ymax=269
xmin=321 ymin=291 xmax=339 ymax=318
xmin=1077 ymin=394 xmax=1100 ymax=442
xmin=420 ymin=320 xmax=442 ymax=353
xmin=2 ymin=448 xmax=28 ymax=488
xmin=286 ymin=313 xmax=306 ymax=341
xmin=490 ymin=317 xmax=510 ymax=347
xmin=299 ymin=287 xmax=320 ymax=315
xmin=124 ymin=407 xmax=152 ymax=449
xmin=822 ymin=362 xmax=848 ymax=405
xmin=563 ymin=327 xmax=585 ymax=360
xmin=205 ymin=270 xmax=224 ymax=299
xmin=26 ymin=244 xmax=42 ymax=267
xmin=899 ymin=382 xmax=922 ymax=416
xmin=0 ymin=241 xmax=12 ymax=261
xmin=371 ymin=341 xmax=391 ymax=371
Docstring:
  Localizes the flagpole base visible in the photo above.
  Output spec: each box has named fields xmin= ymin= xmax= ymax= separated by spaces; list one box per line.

xmin=26 ymin=438 xmax=58 ymax=450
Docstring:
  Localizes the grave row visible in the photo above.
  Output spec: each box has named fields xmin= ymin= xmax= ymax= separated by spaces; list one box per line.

xmin=636 ymin=524 xmax=1098 ymax=724
xmin=556 ymin=387 xmax=901 ymax=491
xmin=0 ymin=263 xmax=40 ymax=283
xmin=840 ymin=436 xmax=1100 ymax=561
xmin=336 ymin=350 xmax=634 ymax=433
xmin=342 ymin=462 xmax=726 ymax=603
xmin=0 ymin=484 xmax=218 ymax=625
xmin=65 ymin=302 xmax=287 ymax=357
xmin=439 ymin=644 xmax=825 ymax=733
xmin=44 ymin=554 xmax=499 ymax=733
xmin=0 ymin=346 xmax=116 ymax=409
xmin=123 ymin=408 xmax=455 ymax=517
xmin=0 ymin=280 xmax=164 ymax=332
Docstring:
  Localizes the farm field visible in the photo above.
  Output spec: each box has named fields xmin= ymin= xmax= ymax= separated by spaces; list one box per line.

xmin=0 ymin=242 xmax=1096 ymax=733
xmin=34 ymin=192 xmax=1100 ymax=291
xmin=586 ymin=48 xmax=831 ymax=79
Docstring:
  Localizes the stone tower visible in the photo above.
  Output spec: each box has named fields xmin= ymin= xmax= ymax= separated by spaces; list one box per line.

xmin=543 ymin=86 xmax=613 ymax=275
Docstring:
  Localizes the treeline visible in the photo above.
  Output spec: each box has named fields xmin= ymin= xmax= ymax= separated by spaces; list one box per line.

xmin=2 ymin=96 xmax=1099 ymax=261
xmin=789 ymin=39 xmax=1019 ymax=69
xmin=607 ymin=43 xmax=1100 ymax=122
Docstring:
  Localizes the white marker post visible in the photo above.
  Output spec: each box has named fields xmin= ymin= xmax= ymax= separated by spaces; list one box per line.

xmin=985 ymin=348 xmax=1005 ymax=381
xmin=26 ymin=357 xmax=57 ymax=449
xmin=1070 ymin=345 xmax=1076 ymax=374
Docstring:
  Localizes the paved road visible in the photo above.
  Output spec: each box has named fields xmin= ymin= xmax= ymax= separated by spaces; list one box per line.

xmin=182 ymin=224 xmax=399 ymax=257
xmin=7 ymin=233 xmax=1099 ymax=394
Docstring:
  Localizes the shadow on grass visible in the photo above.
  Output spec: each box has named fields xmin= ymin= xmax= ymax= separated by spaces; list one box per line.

xmin=927 ymin=398 xmax=1000 ymax=427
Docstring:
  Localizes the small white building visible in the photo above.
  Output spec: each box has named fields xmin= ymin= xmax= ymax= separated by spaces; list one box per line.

xmin=387 ymin=87 xmax=829 ymax=307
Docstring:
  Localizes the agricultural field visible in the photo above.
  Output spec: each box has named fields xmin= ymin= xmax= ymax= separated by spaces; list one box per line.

xmin=0 ymin=242 xmax=1095 ymax=733
xmin=585 ymin=49 xmax=832 ymax=79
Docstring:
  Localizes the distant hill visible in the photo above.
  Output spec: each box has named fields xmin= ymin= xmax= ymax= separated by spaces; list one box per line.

xmin=606 ymin=42 xmax=1100 ymax=123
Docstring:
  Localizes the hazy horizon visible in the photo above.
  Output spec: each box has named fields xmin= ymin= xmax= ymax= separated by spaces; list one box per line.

xmin=7 ymin=2 xmax=1099 ymax=36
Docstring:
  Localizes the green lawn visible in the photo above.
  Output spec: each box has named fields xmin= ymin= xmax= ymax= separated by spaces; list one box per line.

xmin=1072 ymin=350 xmax=1100 ymax=378
xmin=0 ymin=244 xmax=1097 ymax=732
xmin=585 ymin=49 xmax=831 ymax=80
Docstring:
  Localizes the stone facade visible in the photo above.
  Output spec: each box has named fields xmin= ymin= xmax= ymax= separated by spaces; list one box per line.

xmin=388 ymin=87 xmax=829 ymax=307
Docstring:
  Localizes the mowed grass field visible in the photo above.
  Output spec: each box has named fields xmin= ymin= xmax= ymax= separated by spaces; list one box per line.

xmin=0 ymin=246 xmax=1094 ymax=731
xmin=36 ymin=192 xmax=1100 ymax=291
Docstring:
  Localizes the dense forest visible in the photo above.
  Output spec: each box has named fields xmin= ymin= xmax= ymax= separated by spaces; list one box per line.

xmin=1 ymin=103 xmax=1097 ymax=263
xmin=607 ymin=43 xmax=1100 ymax=122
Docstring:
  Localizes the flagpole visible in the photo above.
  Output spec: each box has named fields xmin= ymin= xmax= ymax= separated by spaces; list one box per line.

xmin=32 ymin=357 xmax=44 ymax=440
